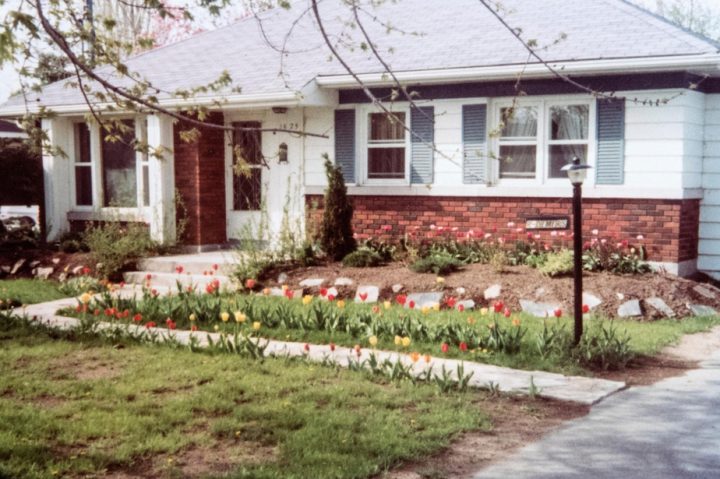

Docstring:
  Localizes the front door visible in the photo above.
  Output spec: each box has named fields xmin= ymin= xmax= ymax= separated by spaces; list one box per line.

xmin=226 ymin=121 xmax=263 ymax=240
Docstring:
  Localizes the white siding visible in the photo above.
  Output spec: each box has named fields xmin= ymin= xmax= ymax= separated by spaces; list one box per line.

xmin=699 ymin=93 xmax=720 ymax=279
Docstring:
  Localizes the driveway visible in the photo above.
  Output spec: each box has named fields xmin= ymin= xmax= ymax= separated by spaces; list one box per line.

xmin=473 ymin=344 xmax=720 ymax=479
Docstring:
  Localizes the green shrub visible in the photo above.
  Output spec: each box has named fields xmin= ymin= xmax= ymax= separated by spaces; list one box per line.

xmin=572 ymin=322 xmax=634 ymax=371
xmin=319 ymin=156 xmax=356 ymax=261
xmin=342 ymin=248 xmax=383 ymax=268
xmin=538 ymin=250 xmax=574 ymax=277
xmin=410 ymin=252 xmax=462 ymax=275
xmin=83 ymin=222 xmax=157 ymax=279
xmin=489 ymin=251 xmax=509 ymax=273
xmin=57 ymin=231 xmax=88 ymax=253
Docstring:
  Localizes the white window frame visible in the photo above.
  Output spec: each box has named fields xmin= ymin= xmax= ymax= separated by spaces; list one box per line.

xmin=71 ymin=121 xmax=94 ymax=210
xmin=357 ymin=105 xmax=411 ymax=185
xmin=491 ymin=97 xmax=595 ymax=186
xmin=70 ymin=115 xmax=150 ymax=214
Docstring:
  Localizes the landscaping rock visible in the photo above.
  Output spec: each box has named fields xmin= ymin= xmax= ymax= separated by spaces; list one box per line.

xmin=519 ymin=300 xmax=561 ymax=318
xmin=35 ymin=267 xmax=54 ymax=280
xmin=618 ymin=300 xmax=642 ymax=318
xmin=456 ymin=299 xmax=475 ymax=311
xmin=687 ymin=304 xmax=718 ymax=316
xmin=645 ymin=297 xmax=675 ymax=318
xmin=455 ymin=287 xmax=467 ymax=296
xmin=484 ymin=284 xmax=502 ymax=300
xmin=277 ymin=272 xmax=289 ymax=284
xmin=355 ymin=285 xmax=379 ymax=303
xmin=616 ymin=293 xmax=625 ymax=301
xmin=269 ymin=287 xmax=303 ymax=299
xmin=406 ymin=292 xmax=443 ymax=309
xmin=334 ymin=277 xmax=354 ymax=287
xmin=0 ymin=266 xmax=10 ymax=274
xmin=51 ymin=258 xmax=60 ymax=265
xmin=693 ymin=285 xmax=716 ymax=300
xmin=72 ymin=265 xmax=84 ymax=275
xmin=534 ymin=287 xmax=546 ymax=299
xmin=391 ymin=284 xmax=404 ymax=294
xmin=299 ymin=278 xmax=325 ymax=288
xmin=10 ymin=259 xmax=25 ymax=275
xmin=582 ymin=292 xmax=603 ymax=310
xmin=29 ymin=260 xmax=40 ymax=268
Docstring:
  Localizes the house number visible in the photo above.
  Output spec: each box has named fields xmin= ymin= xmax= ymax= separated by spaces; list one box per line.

xmin=279 ymin=122 xmax=299 ymax=130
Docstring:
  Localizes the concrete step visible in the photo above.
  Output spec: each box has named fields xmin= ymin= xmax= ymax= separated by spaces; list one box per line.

xmin=137 ymin=251 xmax=239 ymax=275
xmin=123 ymin=271 xmax=234 ymax=290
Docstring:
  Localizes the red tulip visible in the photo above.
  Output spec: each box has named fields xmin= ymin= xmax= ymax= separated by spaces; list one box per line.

xmin=329 ymin=342 xmax=336 ymax=352
xmin=191 ymin=325 xmax=198 ymax=332
xmin=359 ymin=292 xmax=368 ymax=301
xmin=446 ymin=297 xmax=457 ymax=308
xmin=304 ymin=343 xmax=310 ymax=352
xmin=459 ymin=341 xmax=468 ymax=352
xmin=441 ymin=342 xmax=449 ymax=354
xmin=320 ymin=287 xmax=328 ymax=297
xmin=327 ymin=294 xmax=335 ymax=301
xmin=582 ymin=304 xmax=590 ymax=314
xmin=146 ymin=273 xmax=153 ymax=281
xmin=408 ymin=300 xmax=415 ymax=309
xmin=554 ymin=308 xmax=563 ymax=318
xmin=396 ymin=294 xmax=407 ymax=306
xmin=175 ymin=266 xmax=184 ymax=274
xmin=493 ymin=301 xmax=504 ymax=313
xmin=212 ymin=263 xmax=219 ymax=271
xmin=503 ymin=308 xmax=511 ymax=318
xmin=457 ymin=304 xmax=465 ymax=312
xmin=285 ymin=289 xmax=294 ymax=300
xmin=133 ymin=313 xmax=142 ymax=323
xmin=245 ymin=278 xmax=256 ymax=289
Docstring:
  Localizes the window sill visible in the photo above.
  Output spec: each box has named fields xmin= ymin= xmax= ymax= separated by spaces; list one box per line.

xmin=67 ymin=208 xmax=149 ymax=223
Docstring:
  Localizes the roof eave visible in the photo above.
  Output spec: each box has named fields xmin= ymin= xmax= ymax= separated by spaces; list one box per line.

xmin=315 ymin=54 xmax=720 ymax=88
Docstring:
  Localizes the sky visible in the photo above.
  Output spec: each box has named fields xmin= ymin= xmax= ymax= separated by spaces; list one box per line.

xmin=2 ymin=0 xmax=720 ymax=104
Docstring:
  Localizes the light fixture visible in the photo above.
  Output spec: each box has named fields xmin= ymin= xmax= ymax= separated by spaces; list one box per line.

xmin=278 ymin=142 xmax=288 ymax=163
xmin=271 ymin=106 xmax=288 ymax=114
xmin=561 ymin=157 xmax=593 ymax=345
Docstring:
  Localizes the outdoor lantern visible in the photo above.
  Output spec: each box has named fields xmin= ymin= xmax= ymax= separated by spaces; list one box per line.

xmin=561 ymin=157 xmax=592 ymax=185
xmin=562 ymin=157 xmax=592 ymax=345
xmin=278 ymin=142 xmax=288 ymax=163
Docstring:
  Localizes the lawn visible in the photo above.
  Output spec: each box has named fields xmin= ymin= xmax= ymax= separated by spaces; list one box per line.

xmin=0 ymin=279 xmax=66 ymax=306
xmin=0 ymin=315 xmax=488 ymax=479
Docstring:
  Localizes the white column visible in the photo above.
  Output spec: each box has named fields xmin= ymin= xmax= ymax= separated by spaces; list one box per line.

xmin=146 ymin=114 xmax=176 ymax=244
xmin=42 ymin=118 xmax=72 ymax=241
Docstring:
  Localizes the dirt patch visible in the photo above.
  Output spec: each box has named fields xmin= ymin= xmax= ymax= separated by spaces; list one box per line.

xmin=0 ymin=247 xmax=94 ymax=280
xmin=380 ymin=395 xmax=588 ymax=479
xmin=49 ymin=350 xmax=124 ymax=381
xmin=262 ymin=261 xmax=720 ymax=320
xmin=662 ymin=325 xmax=720 ymax=362
xmin=32 ymin=394 xmax=67 ymax=408
xmin=597 ymin=354 xmax=698 ymax=387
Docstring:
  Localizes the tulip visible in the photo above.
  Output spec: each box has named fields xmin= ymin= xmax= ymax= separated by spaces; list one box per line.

xmin=234 ymin=311 xmax=246 ymax=323
xmin=252 ymin=321 xmax=261 ymax=331
xmin=459 ymin=341 xmax=468 ymax=352
xmin=220 ymin=312 xmax=230 ymax=322
xmin=369 ymin=335 xmax=378 ymax=347
xmin=441 ymin=342 xmax=450 ymax=354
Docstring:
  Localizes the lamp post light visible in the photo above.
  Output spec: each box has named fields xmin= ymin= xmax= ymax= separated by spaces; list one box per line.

xmin=561 ymin=157 xmax=592 ymax=345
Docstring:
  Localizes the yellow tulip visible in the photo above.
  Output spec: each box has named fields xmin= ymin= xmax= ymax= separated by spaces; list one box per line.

xmin=262 ymin=288 xmax=270 ymax=296
xmin=189 ymin=313 xmax=196 ymax=322
xmin=369 ymin=335 xmax=378 ymax=347
xmin=383 ymin=300 xmax=391 ymax=310
xmin=401 ymin=336 xmax=411 ymax=348
xmin=213 ymin=325 xmax=220 ymax=332
xmin=302 ymin=295 xmax=313 ymax=305
xmin=220 ymin=312 xmax=230 ymax=322
xmin=252 ymin=321 xmax=261 ymax=331
xmin=436 ymin=277 xmax=445 ymax=284
xmin=432 ymin=303 xmax=440 ymax=311
xmin=79 ymin=292 xmax=92 ymax=305
xmin=234 ymin=311 xmax=246 ymax=323
xmin=480 ymin=307 xmax=489 ymax=316
xmin=337 ymin=300 xmax=345 ymax=309
xmin=394 ymin=335 xmax=402 ymax=346
xmin=421 ymin=306 xmax=430 ymax=315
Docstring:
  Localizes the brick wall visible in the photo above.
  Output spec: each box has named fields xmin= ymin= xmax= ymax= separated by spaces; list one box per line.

xmin=306 ymin=195 xmax=700 ymax=264
xmin=174 ymin=113 xmax=227 ymax=246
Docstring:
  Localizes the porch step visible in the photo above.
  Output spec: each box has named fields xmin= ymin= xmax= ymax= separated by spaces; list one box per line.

xmin=123 ymin=271 xmax=235 ymax=291
xmin=137 ymin=251 xmax=239 ymax=275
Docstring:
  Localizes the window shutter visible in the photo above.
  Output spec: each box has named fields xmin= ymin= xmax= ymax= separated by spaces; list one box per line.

xmin=462 ymin=104 xmax=488 ymax=184
xmin=596 ymin=98 xmax=625 ymax=185
xmin=410 ymin=106 xmax=434 ymax=184
xmin=334 ymin=109 xmax=355 ymax=183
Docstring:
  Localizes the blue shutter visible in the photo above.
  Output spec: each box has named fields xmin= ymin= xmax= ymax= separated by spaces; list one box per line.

xmin=410 ymin=106 xmax=434 ymax=184
xmin=334 ymin=109 xmax=355 ymax=183
xmin=596 ymin=98 xmax=625 ymax=185
xmin=462 ymin=104 xmax=488 ymax=184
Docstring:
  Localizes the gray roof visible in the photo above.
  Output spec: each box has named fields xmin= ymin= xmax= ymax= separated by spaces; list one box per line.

xmin=4 ymin=0 xmax=719 ymax=111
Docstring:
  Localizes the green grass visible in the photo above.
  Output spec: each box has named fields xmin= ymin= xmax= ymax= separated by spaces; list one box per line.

xmin=0 ymin=316 xmax=489 ymax=479
xmin=0 ymin=279 xmax=66 ymax=306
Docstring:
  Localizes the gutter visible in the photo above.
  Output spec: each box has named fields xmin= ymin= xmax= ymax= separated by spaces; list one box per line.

xmin=315 ymin=54 xmax=720 ymax=88
xmin=0 ymin=91 xmax=303 ymax=117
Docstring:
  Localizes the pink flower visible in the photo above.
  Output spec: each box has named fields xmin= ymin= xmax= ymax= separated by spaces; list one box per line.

xmin=175 ymin=265 xmax=184 ymax=274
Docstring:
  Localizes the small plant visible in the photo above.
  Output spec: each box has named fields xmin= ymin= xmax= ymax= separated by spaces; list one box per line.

xmin=538 ymin=250 xmax=574 ymax=277
xmin=410 ymin=252 xmax=462 ymax=275
xmin=342 ymin=248 xmax=383 ymax=268
xmin=573 ymin=321 xmax=634 ymax=371
xmin=528 ymin=376 xmax=542 ymax=399
xmin=489 ymin=250 xmax=509 ymax=273
xmin=58 ymin=275 xmax=102 ymax=296
xmin=319 ymin=156 xmax=356 ymax=260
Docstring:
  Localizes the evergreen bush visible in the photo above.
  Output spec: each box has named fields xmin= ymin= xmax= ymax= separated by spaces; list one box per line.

xmin=320 ymin=156 xmax=356 ymax=261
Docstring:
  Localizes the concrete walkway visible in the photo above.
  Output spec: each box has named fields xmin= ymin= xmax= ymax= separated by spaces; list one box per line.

xmin=473 ymin=339 xmax=720 ymax=478
xmin=13 ymin=290 xmax=625 ymax=405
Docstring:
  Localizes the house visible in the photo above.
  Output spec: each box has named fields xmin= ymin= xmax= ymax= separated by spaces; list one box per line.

xmin=1 ymin=0 xmax=720 ymax=278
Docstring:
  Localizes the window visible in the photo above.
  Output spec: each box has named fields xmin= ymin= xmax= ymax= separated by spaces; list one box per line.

xmin=232 ymin=121 xmax=262 ymax=211
xmin=73 ymin=123 xmax=93 ymax=206
xmin=496 ymin=101 xmax=591 ymax=183
xmin=367 ymin=112 xmax=406 ymax=180
xmin=72 ymin=117 xmax=150 ymax=209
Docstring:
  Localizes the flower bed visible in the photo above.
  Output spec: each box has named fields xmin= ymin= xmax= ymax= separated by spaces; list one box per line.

xmin=62 ymin=282 xmax=646 ymax=373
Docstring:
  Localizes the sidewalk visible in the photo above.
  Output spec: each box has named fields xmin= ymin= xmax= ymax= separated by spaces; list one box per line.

xmin=15 ymin=290 xmax=626 ymax=405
